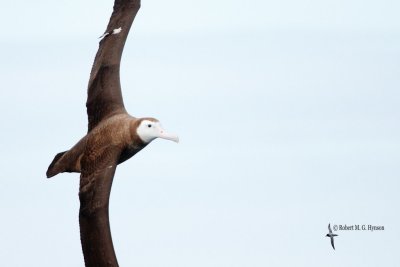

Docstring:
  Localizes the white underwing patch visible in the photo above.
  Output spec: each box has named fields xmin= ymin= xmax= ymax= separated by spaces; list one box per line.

xmin=112 ymin=27 xmax=122 ymax=34
xmin=98 ymin=27 xmax=122 ymax=40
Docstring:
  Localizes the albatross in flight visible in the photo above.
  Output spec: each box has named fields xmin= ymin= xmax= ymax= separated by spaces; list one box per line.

xmin=46 ymin=1 xmax=177 ymax=265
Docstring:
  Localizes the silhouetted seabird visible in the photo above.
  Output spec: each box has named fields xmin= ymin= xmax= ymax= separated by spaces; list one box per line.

xmin=326 ymin=223 xmax=338 ymax=250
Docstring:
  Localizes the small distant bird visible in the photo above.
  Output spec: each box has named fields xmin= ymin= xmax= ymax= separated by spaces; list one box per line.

xmin=326 ymin=223 xmax=338 ymax=250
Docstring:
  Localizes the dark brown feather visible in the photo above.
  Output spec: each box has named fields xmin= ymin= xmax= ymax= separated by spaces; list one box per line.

xmin=79 ymin=145 xmax=122 ymax=267
xmin=86 ymin=0 xmax=141 ymax=132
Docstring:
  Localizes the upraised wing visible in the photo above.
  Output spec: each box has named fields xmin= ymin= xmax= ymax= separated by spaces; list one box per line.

xmin=328 ymin=223 xmax=332 ymax=233
xmin=86 ymin=0 xmax=141 ymax=132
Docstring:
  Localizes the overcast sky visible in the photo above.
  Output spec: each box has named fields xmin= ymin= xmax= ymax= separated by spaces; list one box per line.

xmin=1 ymin=0 xmax=400 ymax=266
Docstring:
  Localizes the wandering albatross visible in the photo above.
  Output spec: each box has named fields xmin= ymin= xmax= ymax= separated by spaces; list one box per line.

xmin=46 ymin=0 xmax=178 ymax=266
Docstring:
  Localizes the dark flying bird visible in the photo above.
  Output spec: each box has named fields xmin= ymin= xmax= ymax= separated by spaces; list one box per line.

xmin=46 ymin=0 xmax=177 ymax=266
xmin=326 ymin=223 xmax=338 ymax=250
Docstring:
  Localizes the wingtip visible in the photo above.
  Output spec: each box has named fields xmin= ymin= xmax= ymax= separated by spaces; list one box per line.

xmin=46 ymin=170 xmax=55 ymax=179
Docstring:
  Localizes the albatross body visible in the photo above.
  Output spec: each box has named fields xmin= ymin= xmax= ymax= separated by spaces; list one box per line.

xmin=46 ymin=114 xmax=178 ymax=178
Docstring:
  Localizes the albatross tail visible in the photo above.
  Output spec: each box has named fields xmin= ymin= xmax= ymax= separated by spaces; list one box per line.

xmin=46 ymin=147 xmax=83 ymax=178
xmin=46 ymin=136 xmax=86 ymax=178
xmin=46 ymin=151 xmax=68 ymax=178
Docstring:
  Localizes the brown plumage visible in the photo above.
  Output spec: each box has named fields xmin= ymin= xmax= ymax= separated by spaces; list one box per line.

xmin=46 ymin=1 xmax=178 ymax=266
xmin=46 ymin=115 xmax=159 ymax=178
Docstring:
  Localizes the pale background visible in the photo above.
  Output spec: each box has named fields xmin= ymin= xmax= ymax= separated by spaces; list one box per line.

xmin=1 ymin=0 xmax=399 ymax=266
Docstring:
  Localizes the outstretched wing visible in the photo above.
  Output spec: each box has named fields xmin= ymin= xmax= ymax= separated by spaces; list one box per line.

xmin=330 ymin=237 xmax=335 ymax=250
xmin=86 ymin=0 xmax=141 ymax=132
xmin=328 ymin=223 xmax=332 ymax=233
xmin=78 ymin=145 xmax=122 ymax=266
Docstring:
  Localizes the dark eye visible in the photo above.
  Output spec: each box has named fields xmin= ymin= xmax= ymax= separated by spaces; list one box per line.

xmin=147 ymin=124 xmax=152 ymax=128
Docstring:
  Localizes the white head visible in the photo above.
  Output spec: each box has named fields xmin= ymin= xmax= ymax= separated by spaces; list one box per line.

xmin=136 ymin=119 xmax=179 ymax=144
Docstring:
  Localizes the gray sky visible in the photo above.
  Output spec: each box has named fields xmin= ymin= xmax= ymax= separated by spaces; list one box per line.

xmin=1 ymin=0 xmax=400 ymax=266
